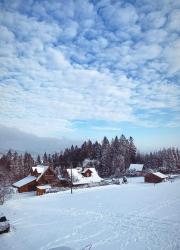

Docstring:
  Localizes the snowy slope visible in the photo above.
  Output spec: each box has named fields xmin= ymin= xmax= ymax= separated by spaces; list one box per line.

xmin=1 ymin=178 xmax=180 ymax=250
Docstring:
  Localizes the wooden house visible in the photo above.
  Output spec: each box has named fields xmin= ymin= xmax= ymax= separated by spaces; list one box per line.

xmin=31 ymin=165 xmax=58 ymax=186
xmin=13 ymin=165 xmax=60 ymax=194
xmin=66 ymin=167 xmax=102 ymax=186
xmin=144 ymin=172 xmax=167 ymax=183
xmin=12 ymin=176 xmax=37 ymax=193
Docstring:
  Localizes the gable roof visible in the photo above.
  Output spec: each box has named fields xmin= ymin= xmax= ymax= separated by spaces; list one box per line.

xmin=32 ymin=165 xmax=49 ymax=174
xmin=66 ymin=167 xmax=102 ymax=185
xmin=13 ymin=176 xmax=37 ymax=188
xmin=32 ymin=165 xmax=49 ymax=181
xmin=152 ymin=172 xmax=167 ymax=179
xmin=129 ymin=164 xmax=144 ymax=171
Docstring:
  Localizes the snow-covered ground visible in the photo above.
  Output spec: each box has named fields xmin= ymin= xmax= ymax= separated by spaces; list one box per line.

xmin=1 ymin=177 xmax=180 ymax=250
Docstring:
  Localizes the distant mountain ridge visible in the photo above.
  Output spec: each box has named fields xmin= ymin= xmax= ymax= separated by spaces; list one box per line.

xmin=0 ymin=125 xmax=81 ymax=155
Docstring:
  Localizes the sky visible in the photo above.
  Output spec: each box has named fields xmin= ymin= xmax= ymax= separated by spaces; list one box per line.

xmin=0 ymin=0 xmax=180 ymax=152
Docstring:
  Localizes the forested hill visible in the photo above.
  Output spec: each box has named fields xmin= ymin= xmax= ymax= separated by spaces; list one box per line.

xmin=0 ymin=134 xmax=180 ymax=184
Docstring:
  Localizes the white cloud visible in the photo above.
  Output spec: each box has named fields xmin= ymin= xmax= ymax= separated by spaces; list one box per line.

xmin=142 ymin=11 xmax=167 ymax=29
xmin=0 ymin=0 xmax=180 ymax=138
xmin=91 ymin=126 xmax=122 ymax=131
xmin=144 ymin=29 xmax=167 ymax=44
xmin=167 ymin=9 xmax=180 ymax=32
xmin=0 ymin=25 xmax=15 ymax=42
xmin=163 ymin=39 xmax=180 ymax=74
xmin=98 ymin=2 xmax=138 ymax=28
xmin=133 ymin=43 xmax=162 ymax=61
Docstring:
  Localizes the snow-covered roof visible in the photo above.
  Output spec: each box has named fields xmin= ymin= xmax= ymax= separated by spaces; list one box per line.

xmin=152 ymin=172 xmax=167 ymax=179
xmin=32 ymin=165 xmax=49 ymax=181
xmin=32 ymin=165 xmax=49 ymax=174
xmin=66 ymin=167 xmax=102 ymax=185
xmin=13 ymin=176 xmax=37 ymax=188
xmin=36 ymin=185 xmax=51 ymax=190
xmin=129 ymin=164 xmax=144 ymax=171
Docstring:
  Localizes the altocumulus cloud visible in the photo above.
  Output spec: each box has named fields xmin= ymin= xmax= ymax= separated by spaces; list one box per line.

xmin=0 ymin=0 xmax=180 ymax=138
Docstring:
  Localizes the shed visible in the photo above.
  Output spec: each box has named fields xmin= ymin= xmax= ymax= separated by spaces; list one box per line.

xmin=36 ymin=185 xmax=51 ymax=196
xmin=144 ymin=172 xmax=167 ymax=183
xmin=12 ymin=176 xmax=37 ymax=193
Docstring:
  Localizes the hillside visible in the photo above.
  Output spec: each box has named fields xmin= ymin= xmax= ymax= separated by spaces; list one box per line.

xmin=1 ymin=177 xmax=180 ymax=250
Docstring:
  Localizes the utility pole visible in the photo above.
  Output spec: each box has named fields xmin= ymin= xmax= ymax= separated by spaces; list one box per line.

xmin=70 ymin=163 xmax=73 ymax=194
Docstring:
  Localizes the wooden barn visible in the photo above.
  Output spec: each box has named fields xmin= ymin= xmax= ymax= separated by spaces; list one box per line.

xmin=12 ymin=176 xmax=37 ymax=193
xmin=144 ymin=172 xmax=167 ymax=183
xmin=13 ymin=165 xmax=60 ymax=194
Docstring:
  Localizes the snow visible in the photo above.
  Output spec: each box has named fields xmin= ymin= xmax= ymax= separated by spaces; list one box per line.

xmin=12 ymin=176 xmax=37 ymax=188
xmin=66 ymin=168 xmax=102 ymax=185
xmin=129 ymin=164 xmax=144 ymax=171
xmin=32 ymin=165 xmax=49 ymax=174
xmin=169 ymin=175 xmax=180 ymax=179
xmin=36 ymin=185 xmax=51 ymax=190
xmin=1 ymin=177 xmax=180 ymax=250
xmin=153 ymin=172 xmax=167 ymax=179
xmin=32 ymin=165 xmax=49 ymax=181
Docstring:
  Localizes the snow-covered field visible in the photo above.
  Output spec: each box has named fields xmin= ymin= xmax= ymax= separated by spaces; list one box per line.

xmin=1 ymin=177 xmax=180 ymax=250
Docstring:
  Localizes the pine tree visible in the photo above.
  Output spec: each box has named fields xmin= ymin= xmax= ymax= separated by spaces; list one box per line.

xmin=99 ymin=137 xmax=112 ymax=177
xmin=36 ymin=155 xmax=41 ymax=165
xmin=43 ymin=152 xmax=48 ymax=165
xmin=86 ymin=140 xmax=94 ymax=160
xmin=111 ymin=136 xmax=125 ymax=176
xmin=93 ymin=141 xmax=101 ymax=161
xmin=129 ymin=136 xmax=136 ymax=163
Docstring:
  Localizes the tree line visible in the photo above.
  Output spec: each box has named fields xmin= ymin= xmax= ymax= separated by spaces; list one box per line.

xmin=39 ymin=135 xmax=137 ymax=178
xmin=0 ymin=135 xmax=180 ymax=185
xmin=136 ymin=148 xmax=180 ymax=171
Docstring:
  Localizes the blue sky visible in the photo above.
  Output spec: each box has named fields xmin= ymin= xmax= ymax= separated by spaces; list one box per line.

xmin=0 ymin=0 xmax=180 ymax=151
